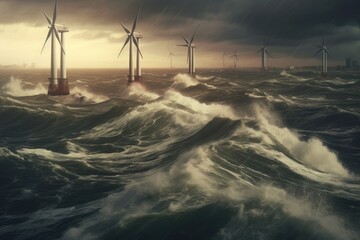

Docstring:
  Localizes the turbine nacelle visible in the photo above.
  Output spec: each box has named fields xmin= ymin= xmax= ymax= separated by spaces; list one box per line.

xmin=257 ymin=41 xmax=272 ymax=57
xmin=168 ymin=48 xmax=175 ymax=57
xmin=57 ymin=25 xmax=69 ymax=32
xmin=314 ymin=36 xmax=330 ymax=56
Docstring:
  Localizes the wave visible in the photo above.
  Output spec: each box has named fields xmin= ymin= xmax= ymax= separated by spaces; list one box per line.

xmin=0 ymin=77 xmax=108 ymax=104
xmin=320 ymin=78 xmax=358 ymax=86
xmin=171 ymin=73 xmax=199 ymax=88
xmin=280 ymin=71 xmax=308 ymax=82
xmin=252 ymin=104 xmax=350 ymax=178
xmin=65 ymin=87 xmax=109 ymax=104
xmin=58 ymin=142 xmax=356 ymax=240
xmin=79 ymin=89 xmax=237 ymax=140
xmin=123 ymin=82 xmax=160 ymax=101
xmin=245 ymin=90 xmax=297 ymax=105
xmin=2 ymin=77 xmax=46 ymax=96
xmin=196 ymin=75 xmax=215 ymax=81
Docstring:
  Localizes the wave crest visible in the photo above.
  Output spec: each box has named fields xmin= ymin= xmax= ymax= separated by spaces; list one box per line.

xmin=171 ymin=73 xmax=199 ymax=88
xmin=2 ymin=77 xmax=46 ymax=96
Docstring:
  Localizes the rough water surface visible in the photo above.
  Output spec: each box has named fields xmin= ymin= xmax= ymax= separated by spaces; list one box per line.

xmin=0 ymin=68 xmax=359 ymax=240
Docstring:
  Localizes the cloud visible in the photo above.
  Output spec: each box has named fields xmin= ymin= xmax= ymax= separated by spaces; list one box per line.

xmin=0 ymin=0 xmax=359 ymax=64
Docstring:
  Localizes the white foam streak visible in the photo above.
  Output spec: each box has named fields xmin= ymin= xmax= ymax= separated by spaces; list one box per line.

xmin=196 ymin=75 xmax=214 ymax=81
xmin=280 ymin=70 xmax=308 ymax=81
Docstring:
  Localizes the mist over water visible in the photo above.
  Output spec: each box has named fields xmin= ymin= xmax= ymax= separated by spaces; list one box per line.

xmin=0 ymin=68 xmax=359 ymax=240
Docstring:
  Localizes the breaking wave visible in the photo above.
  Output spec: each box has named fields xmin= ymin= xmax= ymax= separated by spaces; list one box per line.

xmin=171 ymin=73 xmax=199 ymax=88
xmin=2 ymin=77 xmax=47 ymax=96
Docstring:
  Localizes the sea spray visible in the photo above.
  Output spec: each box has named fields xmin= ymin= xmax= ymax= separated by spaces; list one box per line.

xmin=2 ymin=77 xmax=46 ymax=96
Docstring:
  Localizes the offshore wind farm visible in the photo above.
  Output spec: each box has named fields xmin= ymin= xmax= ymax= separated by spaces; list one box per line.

xmin=1 ymin=0 xmax=360 ymax=240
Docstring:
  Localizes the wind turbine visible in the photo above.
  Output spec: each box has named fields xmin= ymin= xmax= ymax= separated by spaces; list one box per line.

xmin=168 ymin=48 xmax=175 ymax=69
xmin=222 ymin=52 xmax=227 ymax=68
xmin=41 ymin=0 xmax=66 ymax=95
xmin=314 ymin=35 xmax=330 ymax=76
xmin=178 ymin=25 xmax=200 ymax=76
xmin=257 ymin=41 xmax=272 ymax=71
xmin=230 ymin=50 xmax=239 ymax=69
xmin=118 ymin=9 xmax=143 ymax=84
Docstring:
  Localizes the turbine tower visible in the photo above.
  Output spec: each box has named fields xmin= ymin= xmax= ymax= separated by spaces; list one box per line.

xmin=58 ymin=25 xmax=70 ymax=95
xmin=314 ymin=35 xmax=330 ymax=76
xmin=168 ymin=48 xmax=175 ymax=69
xmin=222 ymin=52 xmax=227 ymax=68
xmin=178 ymin=25 xmax=200 ymax=76
xmin=41 ymin=0 xmax=67 ymax=96
xmin=135 ymin=33 xmax=143 ymax=81
xmin=118 ymin=9 xmax=143 ymax=85
xmin=231 ymin=50 xmax=239 ymax=69
xmin=257 ymin=41 xmax=272 ymax=71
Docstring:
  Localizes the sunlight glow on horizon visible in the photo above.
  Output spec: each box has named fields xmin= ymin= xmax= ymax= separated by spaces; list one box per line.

xmin=0 ymin=23 xmax=330 ymax=69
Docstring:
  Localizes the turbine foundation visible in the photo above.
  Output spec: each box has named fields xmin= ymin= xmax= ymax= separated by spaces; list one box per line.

xmin=48 ymin=78 xmax=70 ymax=95
xmin=134 ymin=75 xmax=143 ymax=82
xmin=58 ymin=78 xmax=70 ymax=95
xmin=47 ymin=80 xmax=58 ymax=96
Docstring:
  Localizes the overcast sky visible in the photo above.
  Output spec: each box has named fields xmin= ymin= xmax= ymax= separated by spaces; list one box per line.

xmin=0 ymin=0 xmax=359 ymax=68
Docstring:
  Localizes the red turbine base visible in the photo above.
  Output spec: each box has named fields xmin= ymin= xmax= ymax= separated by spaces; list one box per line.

xmin=128 ymin=76 xmax=143 ymax=86
xmin=134 ymin=75 xmax=142 ymax=82
xmin=48 ymin=78 xmax=70 ymax=96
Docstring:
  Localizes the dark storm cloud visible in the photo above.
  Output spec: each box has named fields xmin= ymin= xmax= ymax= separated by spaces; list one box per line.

xmin=231 ymin=0 xmax=360 ymax=41
xmin=1 ymin=0 xmax=359 ymax=39
xmin=0 ymin=0 xmax=359 ymax=60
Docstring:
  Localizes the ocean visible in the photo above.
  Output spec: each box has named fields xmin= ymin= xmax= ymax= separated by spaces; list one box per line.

xmin=0 ymin=68 xmax=359 ymax=240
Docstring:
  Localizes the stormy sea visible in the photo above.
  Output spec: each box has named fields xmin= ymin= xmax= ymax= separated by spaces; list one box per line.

xmin=0 ymin=68 xmax=359 ymax=240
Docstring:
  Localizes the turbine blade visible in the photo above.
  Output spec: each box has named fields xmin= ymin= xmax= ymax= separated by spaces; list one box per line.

xmin=264 ymin=40 xmax=268 ymax=47
xmin=313 ymin=45 xmax=322 ymax=49
xmin=256 ymin=48 xmax=263 ymax=53
xmin=324 ymin=48 xmax=330 ymax=56
xmin=132 ymin=36 xmax=143 ymax=59
xmin=314 ymin=48 xmax=322 ymax=57
xmin=182 ymin=35 xmax=190 ymax=45
xmin=168 ymin=47 xmax=175 ymax=56
xmin=131 ymin=8 xmax=141 ymax=35
xmin=190 ymin=24 xmax=200 ymax=44
xmin=118 ymin=36 xmax=131 ymax=58
xmin=177 ymin=44 xmax=188 ymax=47
xmin=266 ymin=49 xmax=272 ymax=58
xmin=120 ymin=22 xmax=130 ymax=34
xmin=322 ymin=34 xmax=325 ymax=46
xmin=44 ymin=11 xmax=52 ymax=25
xmin=41 ymin=28 xmax=52 ymax=53
xmin=52 ymin=0 xmax=58 ymax=25
xmin=54 ymin=27 xmax=65 ymax=54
